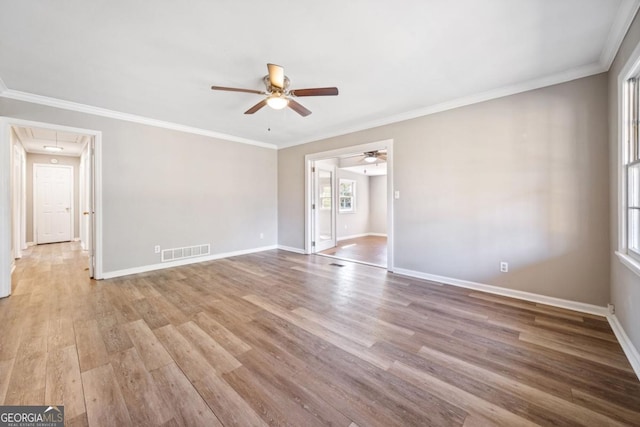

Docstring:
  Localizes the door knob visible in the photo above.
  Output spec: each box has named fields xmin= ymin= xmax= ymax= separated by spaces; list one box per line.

xmin=83 ymin=211 xmax=90 ymax=215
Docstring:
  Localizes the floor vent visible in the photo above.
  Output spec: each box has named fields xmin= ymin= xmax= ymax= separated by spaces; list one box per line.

xmin=329 ymin=263 xmax=345 ymax=267
xmin=161 ymin=244 xmax=210 ymax=262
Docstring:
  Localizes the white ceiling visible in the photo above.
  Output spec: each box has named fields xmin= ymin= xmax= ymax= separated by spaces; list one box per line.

xmin=13 ymin=126 xmax=88 ymax=157
xmin=0 ymin=0 xmax=637 ymax=149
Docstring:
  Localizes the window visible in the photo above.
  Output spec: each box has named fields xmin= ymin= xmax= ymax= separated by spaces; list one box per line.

xmin=627 ymin=77 xmax=640 ymax=260
xmin=319 ymin=184 xmax=332 ymax=210
xmin=339 ymin=179 xmax=356 ymax=213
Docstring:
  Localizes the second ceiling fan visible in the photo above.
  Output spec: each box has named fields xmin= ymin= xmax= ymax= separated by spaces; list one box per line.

xmin=211 ymin=63 xmax=338 ymax=117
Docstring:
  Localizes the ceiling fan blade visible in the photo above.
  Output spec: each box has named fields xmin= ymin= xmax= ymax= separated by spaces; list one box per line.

xmin=379 ymin=154 xmax=387 ymax=161
xmin=288 ymin=99 xmax=312 ymax=117
xmin=290 ymin=87 xmax=339 ymax=97
xmin=211 ymin=86 xmax=265 ymax=95
xmin=267 ymin=63 xmax=285 ymax=89
xmin=244 ymin=99 xmax=268 ymax=114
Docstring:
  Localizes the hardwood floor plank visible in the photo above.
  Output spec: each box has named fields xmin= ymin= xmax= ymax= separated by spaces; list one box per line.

xmin=192 ymin=312 xmax=252 ymax=356
xmin=176 ymin=321 xmax=242 ymax=373
xmin=154 ymin=324 xmax=268 ymax=426
xmin=389 ymin=360 xmax=538 ymax=427
xmin=519 ymin=332 xmax=634 ymax=372
xmin=571 ymin=388 xmax=640 ymax=425
xmin=96 ymin=313 xmax=134 ymax=354
xmin=416 ymin=345 xmax=625 ymax=426
xmin=4 ymin=335 xmax=47 ymax=405
xmin=45 ymin=345 xmax=85 ymax=420
xmin=74 ymin=319 xmax=109 ymax=372
xmin=0 ymin=358 xmax=15 ymax=404
xmin=109 ymin=347 xmax=174 ymax=426
xmin=123 ymin=319 xmax=172 ymax=371
xmin=243 ymin=294 xmax=393 ymax=370
xmin=81 ymin=364 xmax=133 ymax=427
xmin=47 ymin=316 xmax=76 ymax=351
xmin=151 ymin=363 xmax=223 ymax=427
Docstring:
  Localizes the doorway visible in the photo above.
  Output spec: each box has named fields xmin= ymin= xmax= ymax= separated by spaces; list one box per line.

xmin=34 ymin=164 xmax=73 ymax=244
xmin=305 ymin=139 xmax=394 ymax=270
xmin=0 ymin=118 xmax=103 ymax=298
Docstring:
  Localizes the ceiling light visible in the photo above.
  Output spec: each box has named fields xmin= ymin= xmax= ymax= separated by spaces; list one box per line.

xmin=266 ymin=95 xmax=289 ymax=110
xmin=364 ymin=155 xmax=377 ymax=163
xmin=44 ymin=132 xmax=63 ymax=152
xmin=43 ymin=145 xmax=64 ymax=152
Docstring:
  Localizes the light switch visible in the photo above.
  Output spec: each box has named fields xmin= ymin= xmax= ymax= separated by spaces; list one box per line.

xmin=394 ymin=190 xmax=400 ymax=199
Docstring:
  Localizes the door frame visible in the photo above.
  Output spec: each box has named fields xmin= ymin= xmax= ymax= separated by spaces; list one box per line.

xmin=304 ymin=139 xmax=394 ymax=271
xmin=0 ymin=117 xmax=104 ymax=298
xmin=33 ymin=163 xmax=74 ymax=245
xmin=311 ymin=162 xmax=337 ymax=252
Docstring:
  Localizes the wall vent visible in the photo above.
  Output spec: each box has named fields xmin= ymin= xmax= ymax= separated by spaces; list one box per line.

xmin=161 ymin=244 xmax=210 ymax=263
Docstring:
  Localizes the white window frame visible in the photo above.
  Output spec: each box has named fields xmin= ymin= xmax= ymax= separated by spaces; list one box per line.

xmin=338 ymin=179 xmax=356 ymax=213
xmin=617 ymin=40 xmax=640 ymax=277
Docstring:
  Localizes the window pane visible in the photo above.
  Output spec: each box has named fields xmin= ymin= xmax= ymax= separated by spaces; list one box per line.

xmin=629 ymin=164 xmax=640 ymax=207
xmin=630 ymin=208 xmax=640 ymax=254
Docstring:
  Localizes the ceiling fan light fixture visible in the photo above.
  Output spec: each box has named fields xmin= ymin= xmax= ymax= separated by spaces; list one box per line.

xmin=364 ymin=155 xmax=377 ymax=163
xmin=266 ymin=95 xmax=289 ymax=110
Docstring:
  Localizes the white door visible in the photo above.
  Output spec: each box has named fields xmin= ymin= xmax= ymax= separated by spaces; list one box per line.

xmin=35 ymin=165 xmax=73 ymax=244
xmin=313 ymin=164 xmax=336 ymax=252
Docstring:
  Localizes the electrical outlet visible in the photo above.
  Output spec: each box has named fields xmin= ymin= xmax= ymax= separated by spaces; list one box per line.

xmin=607 ymin=303 xmax=615 ymax=314
xmin=500 ymin=261 xmax=508 ymax=273
xmin=154 ymin=245 xmax=160 ymax=254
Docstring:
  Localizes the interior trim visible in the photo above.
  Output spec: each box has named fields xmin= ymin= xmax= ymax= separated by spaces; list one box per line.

xmin=608 ymin=313 xmax=640 ymax=380
xmin=393 ymin=267 xmax=608 ymax=317
xmin=101 ymin=244 xmax=278 ymax=279
xmin=0 ymin=89 xmax=277 ymax=150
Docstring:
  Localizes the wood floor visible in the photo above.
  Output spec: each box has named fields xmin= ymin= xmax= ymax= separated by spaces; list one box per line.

xmin=3 ymin=242 xmax=640 ymax=426
xmin=319 ymin=235 xmax=387 ymax=267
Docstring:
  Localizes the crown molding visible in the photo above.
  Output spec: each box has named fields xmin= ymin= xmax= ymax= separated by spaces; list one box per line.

xmin=278 ymin=62 xmax=607 ymax=149
xmin=0 ymin=89 xmax=277 ymax=150
xmin=600 ymin=0 xmax=640 ymax=69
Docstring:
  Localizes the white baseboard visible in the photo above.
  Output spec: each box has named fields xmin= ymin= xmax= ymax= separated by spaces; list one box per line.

xmin=393 ymin=268 xmax=608 ymax=317
xmin=607 ymin=314 xmax=640 ymax=380
xmin=337 ymin=232 xmax=387 ymax=241
xmin=277 ymin=245 xmax=306 ymax=254
xmin=101 ymin=245 xmax=278 ymax=279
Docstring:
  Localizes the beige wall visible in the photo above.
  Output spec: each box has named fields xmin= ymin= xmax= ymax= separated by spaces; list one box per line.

xmin=279 ymin=73 xmax=609 ymax=305
xmin=369 ymin=175 xmax=387 ymax=235
xmin=1 ymin=97 xmax=278 ymax=274
xmin=608 ymin=12 xmax=640 ymax=352
xmin=26 ymin=153 xmax=81 ymax=242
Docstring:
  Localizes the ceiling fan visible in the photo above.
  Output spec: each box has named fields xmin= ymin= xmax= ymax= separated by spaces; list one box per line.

xmin=211 ymin=63 xmax=338 ymax=117
xmin=345 ymin=149 xmax=388 ymax=164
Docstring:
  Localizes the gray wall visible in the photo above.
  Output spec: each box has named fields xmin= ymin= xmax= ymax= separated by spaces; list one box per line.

xmin=26 ymin=153 xmax=80 ymax=242
xmin=1 ymin=97 xmax=278 ymax=274
xmin=279 ymin=73 xmax=609 ymax=305
xmin=608 ymin=12 xmax=640 ymax=352
xmin=369 ymin=175 xmax=387 ymax=235
xmin=336 ymin=169 xmax=369 ymax=239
